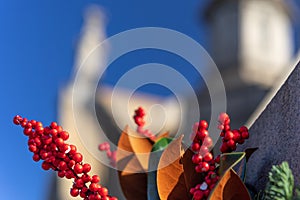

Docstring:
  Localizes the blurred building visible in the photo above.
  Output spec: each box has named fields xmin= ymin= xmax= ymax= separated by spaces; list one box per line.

xmin=198 ymin=0 xmax=296 ymax=129
xmin=53 ymin=0 xmax=298 ymax=199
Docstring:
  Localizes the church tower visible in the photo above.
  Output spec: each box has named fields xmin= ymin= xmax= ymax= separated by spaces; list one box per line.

xmin=201 ymin=0 xmax=295 ymax=126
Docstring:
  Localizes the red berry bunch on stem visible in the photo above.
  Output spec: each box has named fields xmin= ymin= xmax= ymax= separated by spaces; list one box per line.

xmin=189 ymin=120 xmax=219 ymax=200
xmin=133 ymin=107 xmax=156 ymax=140
xmin=189 ymin=113 xmax=250 ymax=200
xmin=13 ymin=115 xmax=117 ymax=200
xmin=218 ymin=113 xmax=249 ymax=153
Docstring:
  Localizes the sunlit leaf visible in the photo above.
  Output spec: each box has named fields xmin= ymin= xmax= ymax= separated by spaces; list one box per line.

xmin=157 ymin=135 xmax=190 ymax=200
xmin=116 ymin=126 xmax=153 ymax=200
xmin=209 ymin=169 xmax=251 ymax=200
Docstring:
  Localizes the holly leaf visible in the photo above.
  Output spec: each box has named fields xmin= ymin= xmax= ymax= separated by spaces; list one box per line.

xmin=209 ymin=169 xmax=251 ymax=200
xmin=147 ymin=137 xmax=172 ymax=200
xmin=157 ymin=135 xmax=190 ymax=200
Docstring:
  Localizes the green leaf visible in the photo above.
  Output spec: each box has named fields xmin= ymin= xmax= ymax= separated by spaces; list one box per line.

xmin=219 ymin=152 xmax=245 ymax=176
xmin=152 ymin=137 xmax=172 ymax=152
xmin=147 ymin=137 xmax=172 ymax=200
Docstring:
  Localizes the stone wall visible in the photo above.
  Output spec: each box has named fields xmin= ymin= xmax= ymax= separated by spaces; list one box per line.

xmin=237 ymin=61 xmax=300 ymax=191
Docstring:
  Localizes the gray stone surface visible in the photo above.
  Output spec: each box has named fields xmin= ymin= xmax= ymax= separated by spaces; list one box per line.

xmin=237 ymin=61 xmax=300 ymax=192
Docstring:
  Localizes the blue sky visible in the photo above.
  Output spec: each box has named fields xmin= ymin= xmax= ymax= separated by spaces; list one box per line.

xmin=0 ymin=1 xmax=299 ymax=200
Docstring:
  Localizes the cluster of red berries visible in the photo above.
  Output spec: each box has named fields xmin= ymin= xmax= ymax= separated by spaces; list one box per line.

xmin=218 ymin=113 xmax=249 ymax=153
xmin=13 ymin=115 xmax=117 ymax=200
xmin=98 ymin=142 xmax=116 ymax=167
xmin=133 ymin=107 xmax=156 ymax=140
xmin=189 ymin=120 xmax=219 ymax=200
xmin=189 ymin=113 xmax=250 ymax=200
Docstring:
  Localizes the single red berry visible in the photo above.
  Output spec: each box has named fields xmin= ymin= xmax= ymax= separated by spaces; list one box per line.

xmin=199 ymin=120 xmax=208 ymax=129
xmin=241 ymin=131 xmax=249 ymax=139
xmin=203 ymin=152 xmax=213 ymax=162
xmin=50 ymin=122 xmax=58 ymax=129
xmin=83 ymin=163 xmax=91 ymax=173
xmin=75 ymin=178 xmax=84 ymax=188
xmin=232 ymin=130 xmax=241 ymax=141
xmin=92 ymin=175 xmax=100 ymax=183
xmin=191 ymin=142 xmax=200 ymax=152
xmin=193 ymin=190 xmax=204 ymax=200
xmin=99 ymin=187 xmax=109 ymax=196
xmin=60 ymin=131 xmax=69 ymax=140
xmin=224 ymin=131 xmax=234 ymax=140
xmin=218 ymin=113 xmax=229 ymax=124
xmin=192 ymin=154 xmax=203 ymax=164
xmin=41 ymin=161 xmax=51 ymax=170
xmin=220 ymin=142 xmax=229 ymax=153
xmin=201 ymin=162 xmax=210 ymax=172
xmin=57 ymin=170 xmax=65 ymax=178
xmin=197 ymin=129 xmax=209 ymax=139
xmin=70 ymin=188 xmax=79 ymax=197
xmin=203 ymin=136 xmax=213 ymax=147
xmin=58 ymin=161 xmax=67 ymax=171
xmin=226 ymin=139 xmax=236 ymax=149
xmin=73 ymin=153 xmax=83 ymax=163
xmin=239 ymin=126 xmax=248 ymax=132
xmin=89 ymin=183 xmax=100 ymax=192
xmin=74 ymin=163 xmax=83 ymax=174
xmin=32 ymin=154 xmax=40 ymax=162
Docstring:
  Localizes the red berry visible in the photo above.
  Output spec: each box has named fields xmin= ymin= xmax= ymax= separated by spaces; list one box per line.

xmin=218 ymin=113 xmax=229 ymax=124
xmin=197 ymin=129 xmax=208 ymax=139
xmin=226 ymin=139 xmax=236 ymax=149
xmin=99 ymin=187 xmax=108 ymax=196
xmin=50 ymin=122 xmax=58 ymax=129
xmin=42 ymin=161 xmax=51 ymax=170
xmin=83 ymin=163 xmax=91 ymax=173
xmin=74 ymin=163 xmax=83 ymax=174
xmin=239 ymin=126 xmax=248 ymax=132
xmin=60 ymin=131 xmax=69 ymax=140
xmin=203 ymin=152 xmax=213 ymax=162
xmin=203 ymin=136 xmax=213 ymax=147
xmin=199 ymin=120 xmax=208 ymax=129
xmin=193 ymin=190 xmax=204 ymax=200
xmin=241 ymin=131 xmax=249 ymax=139
xmin=73 ymin=153 xmax=83 ymax=163
xmin=92 ymin=175 xmax=100 ymax=183
xmin=232 ymin=130 xmax=241 ymax=141
xmin=220 ymin=142 xmax=229 ymax=153
xmin=192 ymin=154 xmax=203 ymax=164
xmin=70 ymin=188 xmax=79 ymax=197
xmin=191 ymin=142 xmax=200 ymax=151
xmin=224 ymin=131 xmax=234 ymax=140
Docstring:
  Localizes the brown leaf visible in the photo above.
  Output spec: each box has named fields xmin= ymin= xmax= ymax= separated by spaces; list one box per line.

xmin=116 ymin=126 xmax=153 ymax=200
xmin=209 ymin=169 xmax=251 ymax=200
xmin=157 ymin=135 xmax=190 ymax=200
xmin=117 ymin=125 xmax=153 ymax=172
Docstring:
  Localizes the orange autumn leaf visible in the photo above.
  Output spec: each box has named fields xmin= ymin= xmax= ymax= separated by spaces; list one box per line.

xmin=209 ymin=169 xmax=251 ymax=200
xmin=157 ymin=135 xmax=190 ymax=200
xmin=116 ymin=125 xmax=153 ymax=200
